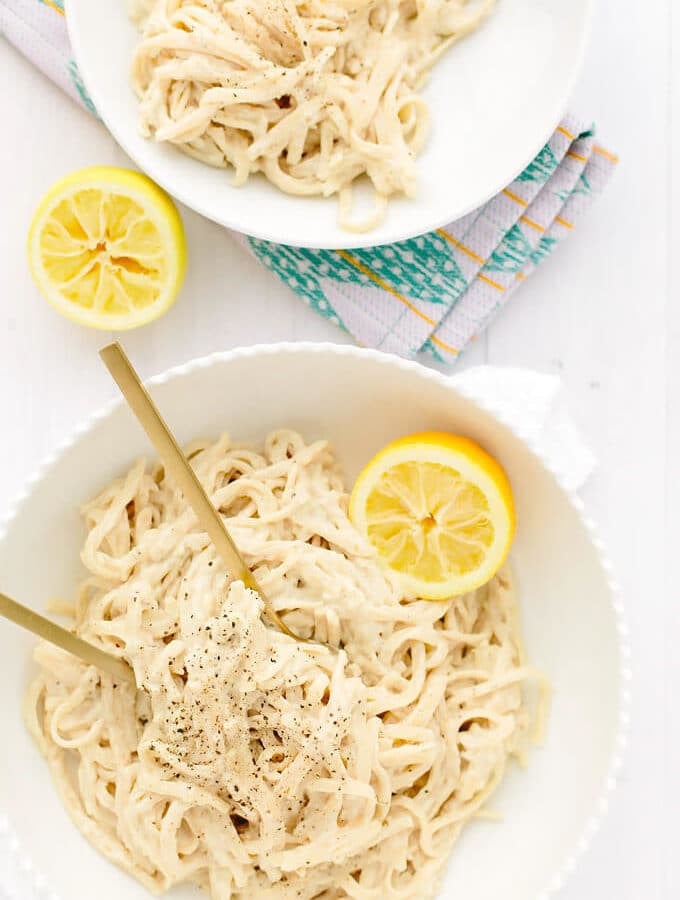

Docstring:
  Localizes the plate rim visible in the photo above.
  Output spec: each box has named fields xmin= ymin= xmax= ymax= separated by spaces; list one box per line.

xmin=0 ymin=342 xmax=629 ymax=900
xmin=64 ymin=0 xmax=594 ymax=249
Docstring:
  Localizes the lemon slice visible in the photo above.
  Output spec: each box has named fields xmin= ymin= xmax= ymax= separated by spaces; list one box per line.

xmin=349 ymin=432 xmax=516 ymax=599
xmin=28 ymin=167 xmax=186 ymax=330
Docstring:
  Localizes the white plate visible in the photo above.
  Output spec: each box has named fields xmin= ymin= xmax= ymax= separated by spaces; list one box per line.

xmin=66 ymin=0 xmax=592 ymax=249
xmin=0 ymin=345 xmax=627 ymax=900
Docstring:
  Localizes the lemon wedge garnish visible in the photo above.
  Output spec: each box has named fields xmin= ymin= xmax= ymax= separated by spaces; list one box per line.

xmin=28 ymin=166 xmax=186 ymax=330
xmin=349 ymin=432 xmax=516 ymax=599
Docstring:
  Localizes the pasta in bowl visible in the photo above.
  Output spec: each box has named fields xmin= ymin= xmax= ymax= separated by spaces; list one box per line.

xmin=0 ymin=345 xmax=625 ymax=900
xmin=128 ymin=0 xmax=496 ymax=233
xmin=66 ymin=2 xmax=592 ymax=247
xmin=26 ymin=429 xmax=541 ymax=898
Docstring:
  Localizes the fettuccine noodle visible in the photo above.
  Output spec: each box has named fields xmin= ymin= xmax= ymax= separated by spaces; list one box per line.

xmin=26 ymin=429 xmax=542 ymax=898
xmin=128 ymin=0 xmax=496 ymax=231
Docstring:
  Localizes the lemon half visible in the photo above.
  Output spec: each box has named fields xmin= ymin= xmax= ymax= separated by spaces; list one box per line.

xmin=349 ymin=432 xmax=516 ymax=600
xmin=28 ymin=167 xmax=186 ymax=330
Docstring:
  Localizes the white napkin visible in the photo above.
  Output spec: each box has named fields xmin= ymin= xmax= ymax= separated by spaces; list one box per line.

xmin=0 ymin=366 xmax=594 ymax=900
xmin=452 ymin=366 xmax=596 ymax=492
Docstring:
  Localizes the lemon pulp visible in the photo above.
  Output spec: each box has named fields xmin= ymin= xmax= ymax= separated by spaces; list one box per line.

xmin=28 ymin=167 xmax=186 ymax=330
xmin=349 ymin=432 xmax=516 ymax=599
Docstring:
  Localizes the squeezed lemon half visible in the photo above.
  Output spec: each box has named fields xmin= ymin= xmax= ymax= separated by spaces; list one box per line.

xmin=349 ymin=432 xmax=516 ymax=599
xmin=28 ymin=166 xmax=186 ymax=330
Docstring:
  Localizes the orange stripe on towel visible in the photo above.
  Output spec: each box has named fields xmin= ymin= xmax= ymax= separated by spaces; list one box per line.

xmin=436 ymin=229 xmax=486 ymax=265
xmin=503 ymin=188 xmax=528 ymax=207
xmin=336 ymin=250 xmax=437 ymax=328
xmin=478 ymin=274 xmax=505 ymax=292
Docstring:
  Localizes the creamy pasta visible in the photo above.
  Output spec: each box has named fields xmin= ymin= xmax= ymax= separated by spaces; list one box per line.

xmin=26 ymin=429 xmax=541 ymax=898
xmin=128 ymin=0 xmax=496 ymax=231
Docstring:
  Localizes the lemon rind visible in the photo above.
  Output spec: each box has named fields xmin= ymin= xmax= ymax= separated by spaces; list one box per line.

xmin=27 ymin=167 xmax=186 ymax=330
xmin=349 ymin=435 xmax=515 ymax=599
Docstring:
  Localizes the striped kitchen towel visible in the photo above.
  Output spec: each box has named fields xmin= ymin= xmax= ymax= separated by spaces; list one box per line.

xmin=1 ymin=0 xmax=618 ymax=363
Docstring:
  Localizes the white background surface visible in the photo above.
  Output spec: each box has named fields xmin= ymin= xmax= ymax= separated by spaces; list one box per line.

xmin=0 ymin=1 xmax=677 ymax=898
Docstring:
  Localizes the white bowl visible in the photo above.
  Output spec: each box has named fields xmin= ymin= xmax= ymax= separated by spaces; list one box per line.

xmin=66 ymin=0 xmax=592 ymax=249
xmin=0 ymin=344 xmax=628 ymax=900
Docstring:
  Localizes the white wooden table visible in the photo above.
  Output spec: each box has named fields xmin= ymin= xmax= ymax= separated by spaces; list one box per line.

xmin=0 ymin=1 xmax=676 ymax=897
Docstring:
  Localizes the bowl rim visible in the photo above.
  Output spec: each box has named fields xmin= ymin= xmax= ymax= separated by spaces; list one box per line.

xmin=64 ymin=0 xmax=594 ymax=249
xmin=0 ymin=342 xmax=630 ymax=900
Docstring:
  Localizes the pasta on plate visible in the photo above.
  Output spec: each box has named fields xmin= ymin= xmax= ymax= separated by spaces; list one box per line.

xmin=128 ymin=0 xmax=496 ymax=231
xmin=26 ymin=430 xmax=543 ymax=899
